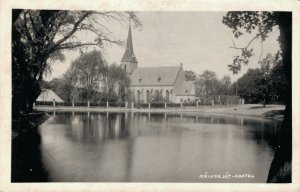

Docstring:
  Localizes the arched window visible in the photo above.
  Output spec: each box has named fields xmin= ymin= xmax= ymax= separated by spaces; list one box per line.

xmin=155 ymin=90 xmax=159 ymax=101
xmin=166 ymin=90 xmax=169 ymax=102
xmin=137 ymin=90 xmax=141 ymax=103
xmin=146 ymin=90 xmax=150 ymax=103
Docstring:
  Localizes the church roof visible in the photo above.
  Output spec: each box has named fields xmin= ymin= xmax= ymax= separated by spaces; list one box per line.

xmin=121 ymin=25 xmax=138 ymax=63
xmin=130 ymin=66 xmax=181 ymax=86
xmin=175 ymin=81 xmax=195 ymax=96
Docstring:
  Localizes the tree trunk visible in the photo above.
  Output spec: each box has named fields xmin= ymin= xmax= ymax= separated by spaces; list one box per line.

xmin=267 ymin=12 xmax=292 ymax=183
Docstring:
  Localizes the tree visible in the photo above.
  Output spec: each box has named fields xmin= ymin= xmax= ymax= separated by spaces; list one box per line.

xmin=220 ymin=75 xmax=232 ymax=95
xmin=184 ymin=70 xmax=197 ymax=81
xmin=12 ymin=10 xmax=141 ymax=117
xmin=104 ymin=63 xmax=131 ymax=102
xmin=194 ymin=71 xmax=234 ymax=97
xmin=234 ymin=53 xmax=286 ymax=106
xmin=60 ymin=68 xmax=78 ymax=101
xmin=70 ymin=50 xmax=104 ymax=101
xmin=196 ymin=70 xmax=219 ymax=97
xmin=223 ymin=11 xmax=291 ymax=182
xmin=268 ymin=56 xmax=288 ymax=104
xmin=259 ymin=53 xmax=277 ymax=107
xmin=236 ymin=68 xmax=265 ymax=104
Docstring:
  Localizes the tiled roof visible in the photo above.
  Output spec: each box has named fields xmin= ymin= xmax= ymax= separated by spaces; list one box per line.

xmin=175 ymin=81 xmax=195 ymax=96
xmin=121 ymin=25 xmax=138 ymax=63
xmin=130 ymin=66 xmax=181 ymax=86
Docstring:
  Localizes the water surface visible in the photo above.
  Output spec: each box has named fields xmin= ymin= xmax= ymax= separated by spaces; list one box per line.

xmin=38 ymin=111 xmax=281 ymax=182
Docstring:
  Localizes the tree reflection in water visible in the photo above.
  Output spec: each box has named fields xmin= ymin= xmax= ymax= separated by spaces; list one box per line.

xmin=13 ymin=111 xmax=282 ymax=182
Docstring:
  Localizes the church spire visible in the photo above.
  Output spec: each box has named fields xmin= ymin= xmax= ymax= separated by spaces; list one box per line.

xmin=121 ymin=23 xmax=138 ymax=63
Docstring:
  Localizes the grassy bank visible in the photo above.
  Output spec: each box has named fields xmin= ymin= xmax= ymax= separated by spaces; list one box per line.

xmin=34 ymin=104 xmax=285 ymax=119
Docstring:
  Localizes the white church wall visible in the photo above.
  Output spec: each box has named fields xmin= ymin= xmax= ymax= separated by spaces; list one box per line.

xmin=131 ymin=85 xmax=176 ymax=103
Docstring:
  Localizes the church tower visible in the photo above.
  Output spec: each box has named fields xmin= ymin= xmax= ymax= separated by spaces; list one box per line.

xmin=121 ymin=24 xmax=138 ymax=74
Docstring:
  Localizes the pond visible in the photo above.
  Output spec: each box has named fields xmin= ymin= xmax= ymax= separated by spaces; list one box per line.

xmin=37 ymin=111 xmax=281 ymax=182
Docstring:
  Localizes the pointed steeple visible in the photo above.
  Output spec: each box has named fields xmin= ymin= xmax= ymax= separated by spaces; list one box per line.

xmin=121 ymin=24 xmax=138 ymax=63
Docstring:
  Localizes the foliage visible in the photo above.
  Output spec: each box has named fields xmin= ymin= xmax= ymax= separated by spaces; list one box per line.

xmin=222 ymin=12 xmax=278 ymax=74
xmin=44 ymin=52 xmax=131 ymax=102
xmin=195 ymin=70 xmax=221 ymax=97
xmin=193 ymin=70 xmax=235 ymax=97
xmin=12 ymin=9 xmax=140 ymax=117
xmin=223 ymin=11 xmax=292 ymax=182
xmin=105 ymin=63 xmax=131 ymax=102
xmin=235 ymin=53 xmax=286 ymax=105
xmin=184 ymin=70 xmax=196 ymax=81
xmin=70 ymin=50 xmax=104 ymax=101
xmin=236 ymin=68 xmax=264 ymax=103
xmin=220 ymin=75 xmax=232 ymax=95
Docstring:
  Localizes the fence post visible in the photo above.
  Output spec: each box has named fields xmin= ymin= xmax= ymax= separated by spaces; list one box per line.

xmin=88 ymin=101 xmax=90 ymax=108
xmin=148 ymin=103 xmax=151 ymax=109
xmin=33 ymin=102 xmax=35 ymax=107
xmin=211 ymin=100 xmax=214 ymax=107
xmin=165 ymin=102 xmax=167 ymax=109
xmin=106 ymin=101 xmax=109 ymax=108
xmin=125 ymin=102 xmax=128 ymax=108
xmin=242 ymin=99 xmax=245 ymax=105
xmin=181 ymin=102 xmax=183 ymax=108
xmin=72 ymin=101 xmax=74 ymax=107
xmin=131 ymin=102 xmax=134 ymax=109
xmin=53 ymin=99 xmax=56 ymax=107
xmin=196 ymin=101 xmax=199 ymax=107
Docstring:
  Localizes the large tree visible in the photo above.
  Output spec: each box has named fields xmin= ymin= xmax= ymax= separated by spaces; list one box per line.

xmin=220 ymin=75 xmax=232 ymax=95
xmin=223 ymin=11 xmax=291 ymax=182
xmin=69 ymin=50 xmax=105 ymax=101
xmin=236 ymin=68 xmax=265 ymax=104
xmin=195 ymin=70 xmax=220 ymax=97
xmin=104 ymin=63 xmax=131 ymax=102
xmin=12 ymin=10 xmax=140 ymax=117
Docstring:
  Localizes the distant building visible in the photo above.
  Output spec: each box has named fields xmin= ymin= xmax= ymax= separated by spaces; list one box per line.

xmin=120 ymin=25 xmax=197 ymax=103
xmin=36 ymin=89 xmax=63 ymax=102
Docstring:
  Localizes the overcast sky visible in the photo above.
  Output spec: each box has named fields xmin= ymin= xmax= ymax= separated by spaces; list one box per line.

xmin=46 ymin=11 xmax=280 ymax=82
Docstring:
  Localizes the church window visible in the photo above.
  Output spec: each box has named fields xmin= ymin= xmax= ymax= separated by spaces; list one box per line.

xmin=146 ymin=90 xmax=150 ymax=103
xmin=155 ymin=90 xmax=159 ymax=101
xmin=166 ymin=90 xmax=169 ymax=103
xmin=157 ymin=76 xmax=161 ymax=82
xmin=139 ymin=77 xmax=142 ymax=82
xmin=137 ymin=90 xmax=141 ymax=103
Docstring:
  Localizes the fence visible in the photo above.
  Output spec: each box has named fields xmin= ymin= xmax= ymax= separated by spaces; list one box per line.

xmin=35 ymin=96 xmax=243 ymax=109
xmin=199 ymin=95 xmax=242 ymax=105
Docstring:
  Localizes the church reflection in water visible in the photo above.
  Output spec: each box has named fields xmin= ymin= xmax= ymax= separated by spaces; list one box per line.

xmin=36 ymin=111 xmax=281 ymax=182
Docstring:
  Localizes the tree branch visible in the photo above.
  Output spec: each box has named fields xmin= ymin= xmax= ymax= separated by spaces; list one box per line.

xmin=55 ymin=42 xmax=99 ymax=50
xmin=50 ymin=11 xmax=92 ymax=51
xmin=229 ymin=34 xmax=260 ymax=50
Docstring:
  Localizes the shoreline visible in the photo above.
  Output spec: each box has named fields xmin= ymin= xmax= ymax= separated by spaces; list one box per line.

xmin=34 ymin=104 xmax=285 ymax=119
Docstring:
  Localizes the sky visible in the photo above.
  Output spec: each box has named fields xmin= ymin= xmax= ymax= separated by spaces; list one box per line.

xmin=46 ymin=11 xmax=280 ymax=82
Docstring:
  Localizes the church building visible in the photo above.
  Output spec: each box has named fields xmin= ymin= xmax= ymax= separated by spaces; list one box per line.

xmin=120 ymin=25 xmax=197 ymax=103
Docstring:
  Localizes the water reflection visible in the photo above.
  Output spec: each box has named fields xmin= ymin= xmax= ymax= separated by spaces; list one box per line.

xmin=39 ymin=112 xmax=281 ymax=182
